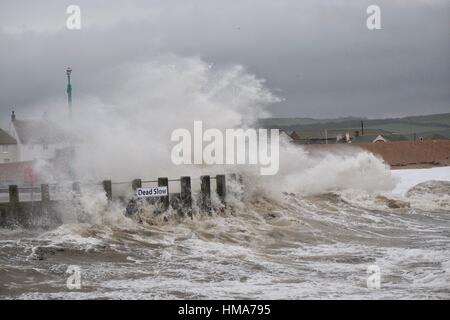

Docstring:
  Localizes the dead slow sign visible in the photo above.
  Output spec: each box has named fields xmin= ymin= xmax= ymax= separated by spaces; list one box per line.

xmin=136 ymin=186 xmax=168 ymax=198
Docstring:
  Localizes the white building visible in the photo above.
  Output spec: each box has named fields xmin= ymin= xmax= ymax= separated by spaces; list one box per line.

xmin=9 ymin=111 xmax=70 ymax=162
xmin=0 ymin=128 xmax=18 ymax=163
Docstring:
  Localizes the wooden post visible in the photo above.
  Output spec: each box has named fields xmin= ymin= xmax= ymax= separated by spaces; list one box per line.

xmin=200 ymin=175 xmax=211 ymax=213
xmin=72 ymin=182 xmax=80 ymax=194
xmin=216 ymin=174 xmax=226 ymax=204
xmin=9 ymin=185 xmax=19 ymax=205
xmin=40 ymin=184 xmax=50 ymax=219
xmin=131 ymin=179 xmax=142 ymax=192
xmin=228 ymin=173 xmax=243 ymax=203
xmin=70 ymin=182 xmax=81 ymax=217
xmin=41 ymin=184 xmax=50 ymax=203
xmin=158 ymin=177 xmax=169 ymax=211
xmin=8 ymin=185 xmax=19 ymax=223
xmin=180 ymin=176 xmax=192 ymax=215
xmin=102 ymin=180 xmax=112 ymax=201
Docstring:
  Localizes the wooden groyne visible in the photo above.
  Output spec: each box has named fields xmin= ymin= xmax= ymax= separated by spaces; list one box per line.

xmin=0 ymin=174 xmax=234 ymax=228
xmin=0 ymin=184 xmax=62 ymax=228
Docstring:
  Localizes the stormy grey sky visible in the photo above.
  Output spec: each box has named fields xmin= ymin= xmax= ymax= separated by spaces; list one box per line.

xmin=0 ymin=0 xmax=449 ymax=126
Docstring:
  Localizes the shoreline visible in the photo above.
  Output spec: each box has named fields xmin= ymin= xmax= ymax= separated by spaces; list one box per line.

xmin=390 ymin=163 xmax=450 ymax=170
xmin=303 ymin=140 xmax=450 ymax=169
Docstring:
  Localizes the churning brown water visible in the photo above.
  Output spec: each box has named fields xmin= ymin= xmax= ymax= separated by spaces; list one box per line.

xmin=0 ymin=168 xmax=449 ymax=300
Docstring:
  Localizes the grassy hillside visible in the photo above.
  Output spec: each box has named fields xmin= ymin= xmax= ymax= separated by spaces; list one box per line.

xmin=402 ymin=113 xmax=450 ymax=126
xmin=257 ymin=113 xmax=450 ymax=139
xmin=365 ymin=123 xmax=450 ymax=134
xmin=259 ymin=116 xmax=366 ymax=127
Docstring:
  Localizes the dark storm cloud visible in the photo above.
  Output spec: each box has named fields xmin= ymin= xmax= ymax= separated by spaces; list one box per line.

xmin=0 ymin=0 xmax=449 ymax=126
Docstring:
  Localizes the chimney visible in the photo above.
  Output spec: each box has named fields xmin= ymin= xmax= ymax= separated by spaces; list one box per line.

xmin=11 ymin=110 xmax=16 ymax=122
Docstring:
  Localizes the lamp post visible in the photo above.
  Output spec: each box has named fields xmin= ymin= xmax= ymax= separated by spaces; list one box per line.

xmin=66 ymin=67 xmax=75 ymax=179
xmin=66 ymin=67 xmax=73 ymax=120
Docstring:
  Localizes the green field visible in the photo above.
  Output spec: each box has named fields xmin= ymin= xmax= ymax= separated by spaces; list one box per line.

xmin=258 ymin=112 xmax=450 ymax=139
xmin=402 ymin=113 xmax=450 ymax=126
xmin=365 ymin=123 xmax=450 ymax=134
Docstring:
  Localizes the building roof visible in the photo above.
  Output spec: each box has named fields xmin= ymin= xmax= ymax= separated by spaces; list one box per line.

xmin=0 ymin=128 xmax=17 ymax=145
xmin=381 ymin=134 xmax=409 ymax=142
xmin=12 ymin=119 xmax=69 ymax=144
xmin=289 ymin=131 xmax=302 ymax=140
xmin=349 ymin=135 xmax=375 ymax=143
xmin=279 ymin=130 xmax=293 ymax=140
xmin=353 ymin=134 xmax=408 ymax=143
xmin=373 ymin=135 xmax=388 ymax=142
